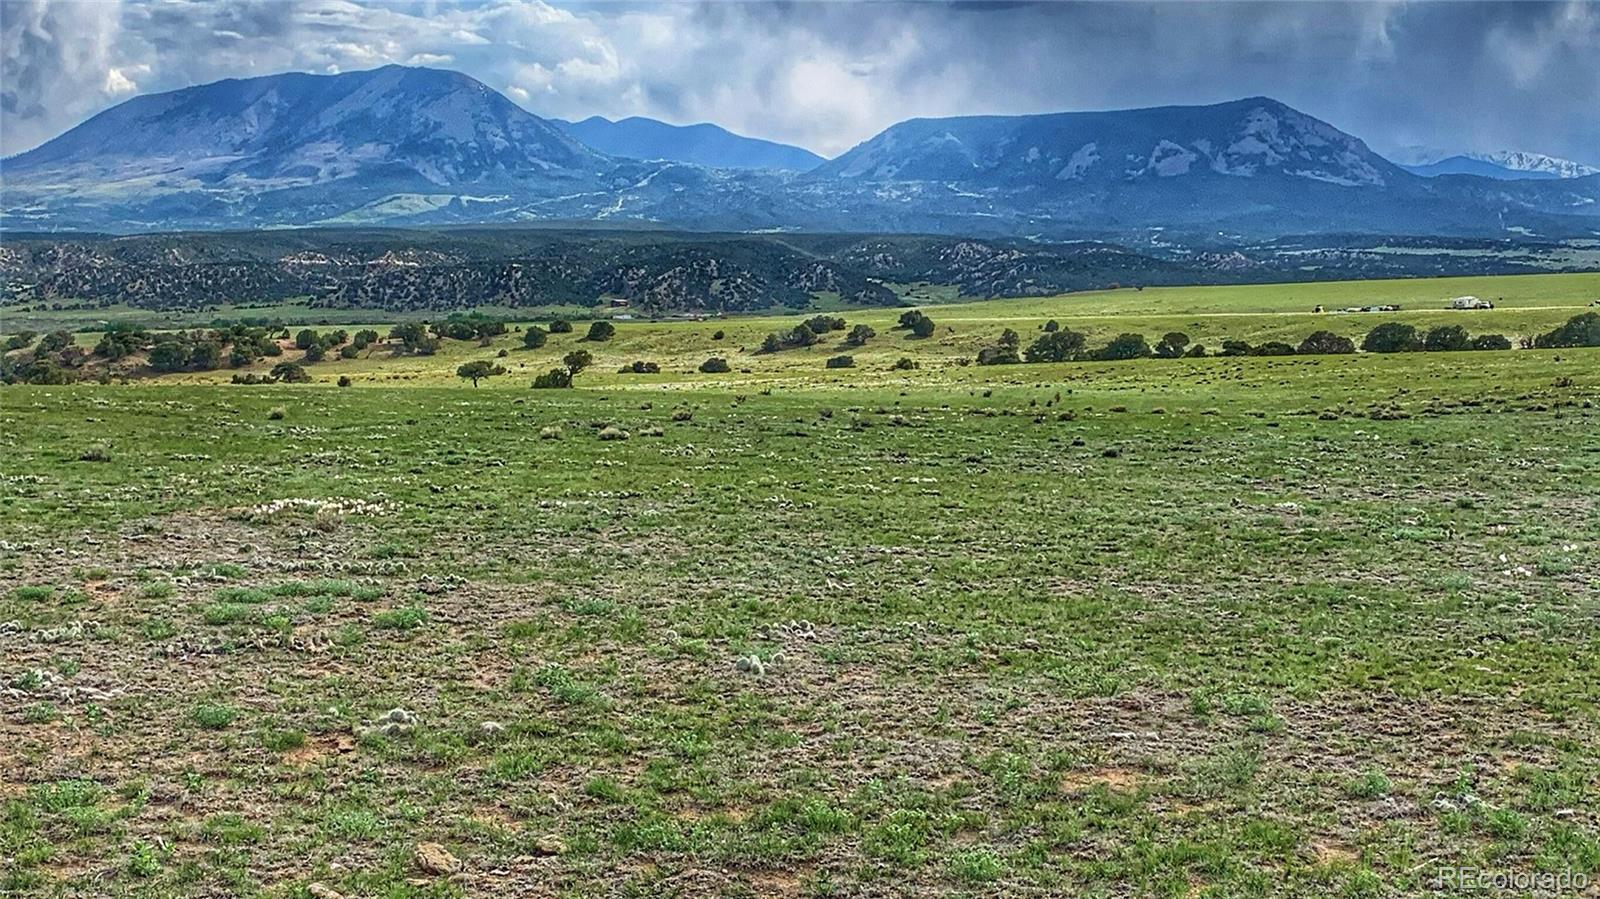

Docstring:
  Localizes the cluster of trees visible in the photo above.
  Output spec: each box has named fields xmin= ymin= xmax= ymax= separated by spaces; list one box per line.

xmin=760 ymin=314 xmax=844 ymax=353
xmin=1532 ymin=312 xmax=1600 ymax=349
xmin=975 ymin=321 xmax=1530 ymax=367
xmin=1359 ymin=323 xmax=1510 ymax=354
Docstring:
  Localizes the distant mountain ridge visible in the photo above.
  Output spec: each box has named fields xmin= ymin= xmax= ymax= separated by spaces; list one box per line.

xmin=1399 ymin=150 xmax=1599 ymax=181
xmin=4 ymin=66 xmax=1599 ymax=239
xmin=551 ymin=116 xmax=824 ymax=171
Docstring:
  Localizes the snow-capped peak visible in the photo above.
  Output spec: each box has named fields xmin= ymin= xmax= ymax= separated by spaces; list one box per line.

xmin=1466 ymin=151 xmax=1599 ymax=179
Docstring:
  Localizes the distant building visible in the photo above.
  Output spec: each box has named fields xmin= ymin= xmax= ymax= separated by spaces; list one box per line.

xmin=608 ymin=297 xmax=630 ymax=308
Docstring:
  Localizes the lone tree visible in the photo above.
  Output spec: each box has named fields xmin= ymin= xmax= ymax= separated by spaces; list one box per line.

xmin=1153 ymin=332 xmax=1190 ymax=358
xmin=563 ymin=349 xmax=593 ymax=376
xmin=456 ymin=360 xmax=501 ymax=387
xmin=522 ymin=326 xmax=548 ymax=349
xmin=585 ymin=320 xmax=616 ymax=342
xmin=548 ymin=319 xmax=574 ymax=334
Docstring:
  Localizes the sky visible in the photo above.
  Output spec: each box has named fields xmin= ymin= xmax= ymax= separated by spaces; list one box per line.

xmin=2 ymin=0 xmax=1597 ymax=165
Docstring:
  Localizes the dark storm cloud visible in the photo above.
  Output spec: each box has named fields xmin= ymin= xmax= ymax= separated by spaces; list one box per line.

xmin=1 ymin=0 xmax=1595 ymax=166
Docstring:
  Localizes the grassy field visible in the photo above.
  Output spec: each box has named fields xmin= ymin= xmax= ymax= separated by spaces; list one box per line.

xmin=2 ymin=273 xmax=1598 ymax=897
xmin=81 ymin=271 xmax=1600 ymax=388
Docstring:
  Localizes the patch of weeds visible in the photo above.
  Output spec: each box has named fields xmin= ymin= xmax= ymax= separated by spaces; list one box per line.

xmin=201 ymin=813 xmax=265 ymax=846
xmin=142 ymin=617 xmax=178 ymax=640
xmin=126 ymin=841 xmax=162 ymax=878
xmin=261 ymin=728 xmax=307 ymax=752
xmin=10 ymin=585 xmax=54 ymax=602
xmin=139 ymin=581 xmax=176 ymax=599
xmin=947 ymin=848 xmax=1005 ymax=883
xmin=583 ymin=777 xmax=626 ymax=803
xmin=372 ymin=606 xmax=428 ymax=630
xmin=202 ymin=603 xmax=259 ymax=626
xmin=534 ymin=664 xmax=603 ymax=707
xmin=1344 ymin=769 xmax=1392 ymax=799
xmin=191 ymin=703 xmax=239 ymax=730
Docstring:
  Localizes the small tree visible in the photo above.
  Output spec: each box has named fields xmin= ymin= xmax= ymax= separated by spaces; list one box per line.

xmin=699 ymin=357 xmax=731 ymax=373
xmin=1253 ymin=341 xmax=1296 ymax=356
xmin=1532 ymin=313 xmax=1600 ymax=349
xmin=1153 ymin=332 xmax=1190 ymax=358
xmin=548 ymin=319 xmax=574 ymax=334
xmin=977 ymin=329 xmax=1022 ymax=366
xmin=523 ymin=326 xmax=548 ymax=349
xmin=1219 ymin=339 xmax=1253 ymax=357
xmin=1423 ymin=324 xmax=1470 ymax=352
xmin=531 ymin=369 xmax=571 ymax=389
xmin=457 ymin=360 xmax=498 ymax=387
xmin=1095 ymin=333 xmax=1152 ymax=361
xmin=270 ymin=361 xmax=310 ymax=383
xmin=897 ymin=310 xmax=936 ymax=337
xmin=1470 ymin=333 xmax=1512 ymax=351
xmin=585 ymin=320 xmax=616 ymax=342
xmin=845 ymin=324 xmax=876 ymax=346
xmin=1043 ymin=320 xmax=1060 ymax=333
xmin=825 ymin=355 xmax=855 ymax=369
xmin=1297 ymin=330 xmax=1356 ymax=355
xmin=295 ymin=329 xmax=318 ymax=350
xmin=37 ymin=330 xmax=74 ymax=354
xmin=562 ymin=349 xmax=593 ymax=378
xmin=303 ymin=342 xmax=326 ymax=363
xmin=1024 ymin=328 xmax=1085 ymax=363
xmin=1363 ymin=322 xmax=1422 ymax=353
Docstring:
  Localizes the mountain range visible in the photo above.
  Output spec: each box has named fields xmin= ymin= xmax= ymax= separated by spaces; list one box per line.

xmin=3 ymin=65 xmax=1598 ymax=240
xmin=1398 ymin=149 xmax=1600 ymax=181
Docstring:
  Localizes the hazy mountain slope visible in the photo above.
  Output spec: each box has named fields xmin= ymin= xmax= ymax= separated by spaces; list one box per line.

xmin=551 ymin=116 xmax=824 ymax=171
xmin=4 ymin=69 xmax=1598 ymax=238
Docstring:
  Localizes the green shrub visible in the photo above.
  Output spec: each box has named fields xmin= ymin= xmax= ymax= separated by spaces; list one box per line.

xmin=1423 ymin=324 xmax=1470 ymax=352
xmin=825 ymin=355 xmax=855 ymax=369
xmin=1363 ymin=322 xmax=1422 ymax=353
xmin=1094 ymin=333 xmax=1152 ymax=361
xmin=699 ymin=357 xmax=731 ymax=374
xmin=584 ymin=320 xmax=616 ymax=342
xmin=1024 ymin=328 xmax=1086 ymax=363
xmin=1533 ymin=312 xmax=1600 ymax=348
xmin=1297 ymin=330 xmax=1355 ymax=354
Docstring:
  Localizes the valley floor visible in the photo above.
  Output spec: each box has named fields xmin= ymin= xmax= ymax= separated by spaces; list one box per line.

xmin=0 ymin=339 xmax=1593 ymax=889
xmin=1 ymin=278 xmax=1598 ymax=897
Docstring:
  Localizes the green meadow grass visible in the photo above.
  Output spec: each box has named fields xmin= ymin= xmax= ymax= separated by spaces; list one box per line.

xmin=0 ymin=273 xmax=1597 ymax=897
